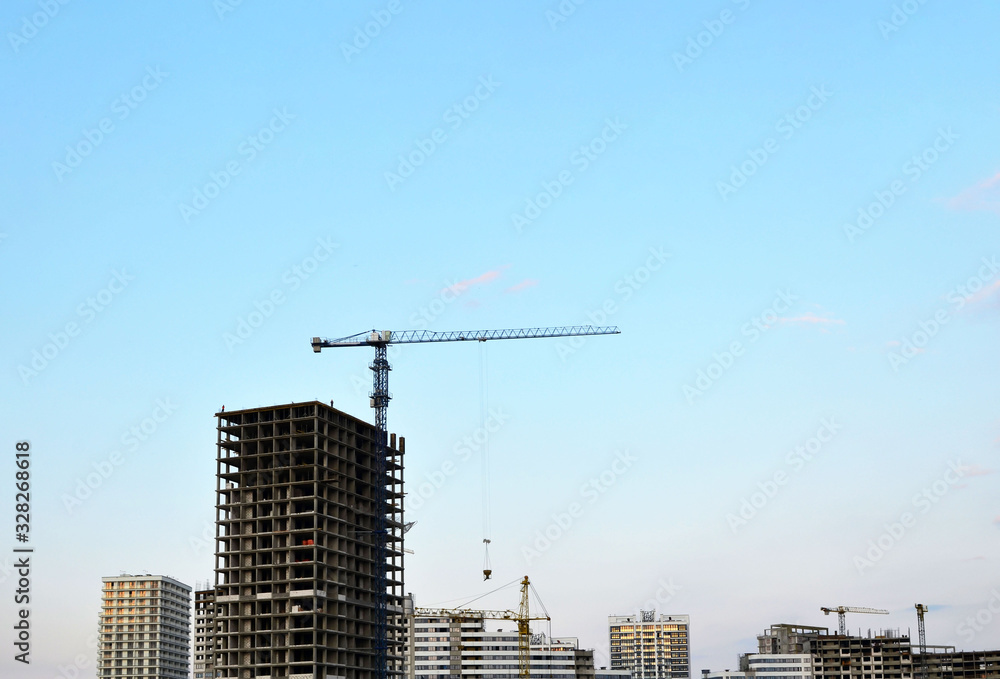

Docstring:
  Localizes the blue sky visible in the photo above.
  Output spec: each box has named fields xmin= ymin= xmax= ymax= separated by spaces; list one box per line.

xmin=2 ymin=0 xmax=1000 ymax=675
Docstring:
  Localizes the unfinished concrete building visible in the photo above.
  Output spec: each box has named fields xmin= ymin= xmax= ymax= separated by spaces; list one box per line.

xmin=214 ymin=401 xmax=406 ymax=679
xmin=708 ymin=625 xmax=1000 ymax=679
xmin=918 ymin=649 xmax=1000 ymax=679
xmin=754 ymin=624 xmax=913 ymax=679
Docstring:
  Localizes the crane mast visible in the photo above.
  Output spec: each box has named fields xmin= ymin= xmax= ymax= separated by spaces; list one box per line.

xmin=916 ymin=604 xmax=929 ymax=679
xmin=312 ymin=326 xmax=619 ymax=679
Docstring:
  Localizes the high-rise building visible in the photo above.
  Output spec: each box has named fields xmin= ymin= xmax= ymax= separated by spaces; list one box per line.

xmin=213 ymin=401 xmax=406 ymax=679
xmin=609 ymin=613 xmax=690 ymax=679
xmin=742 ymin=623 xmax=1000 ymax=679
xmin=753 ymin=624 xmax=912 ymax=679
xmin=194 ymin=588 xmax=217 ymax=679
xmin=407 ymin=611 xmax=596 ymax=679
xmin=97 ymin=574 xmax=192 ymax=679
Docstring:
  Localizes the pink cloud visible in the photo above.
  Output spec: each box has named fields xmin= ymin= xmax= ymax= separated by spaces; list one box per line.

xmin=780 ymin=312 xmax=845 ymax=326
xmin=959 ymin=465 xmax=994 ymax=477
xmin=505 ymin=279 xmax=539 ymax=294
xmin=442 ymin=266 xmax=508 ymax=295
xmin=962 ymin=279 xmax=1000 ymax=308
xmin=993 ymin=517 xmax=1000 ymax=526
xmin=948 ymin=172 xmax=1000 ymax=213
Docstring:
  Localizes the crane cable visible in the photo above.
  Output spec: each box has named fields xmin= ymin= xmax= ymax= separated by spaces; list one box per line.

xmin=481 ymin=341 xmax=493 ymax=580
xmin=453 ymin=576 xmax=522 ymax=610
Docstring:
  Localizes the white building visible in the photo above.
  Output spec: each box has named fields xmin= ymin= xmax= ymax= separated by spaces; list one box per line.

xmin=742 ymin=654 xmax=814 ymax=679
xmin=408 ymin=612 xmax=595 ymax=679
xmin=97 ymin=574 xmax=191 ymax=679
xmin=609 ymin=613 xmax=691 ymax=679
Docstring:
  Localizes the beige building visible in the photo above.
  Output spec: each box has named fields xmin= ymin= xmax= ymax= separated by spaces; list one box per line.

xmin=609 ymin=613 xmax=690 ymax=679
xmin=194 ymin=588 xmax=217 ymax=679
xmin=97 ymin=574 xmax=191 ymax=679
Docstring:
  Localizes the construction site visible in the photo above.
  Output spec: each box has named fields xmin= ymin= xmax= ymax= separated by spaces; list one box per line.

xmin=704 ymin=607 xmax=1000 ymax=679
xmin=213 ymin=401 xmax=407 ymax=678
xmin=199 ymin=326 xmax=1000 ymax=679
xmin=204 ymin=326 xmax=619 ymax=679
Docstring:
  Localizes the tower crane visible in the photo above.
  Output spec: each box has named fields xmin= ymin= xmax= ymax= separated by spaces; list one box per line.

xmin=915 ymin=604 xmax=929 ymax=679
xmin=411 ymin=576 xmax=549 ymax=679
xmin=820 ymin=606 xmax=889 ymax=635
xmin=311 ymin=326 xmax=620 ymax=679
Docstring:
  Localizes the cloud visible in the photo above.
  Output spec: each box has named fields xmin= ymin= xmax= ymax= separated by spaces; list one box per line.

xmin=442 ymin=266 xmax=508 ymax=295
xmin=780 ymin=312 xmax=845 ymax=326
xmin=505 ymin=279 xmax=538 ymax=294
xmin=947 ymin=172 xmax=1000 ymax=213
xmin=961 ymin=279 xmax=1000 ymax=308
xmin=886 ymin=339 xmax=923 ymax=353
xmin=959 ymin=465 xmax=994 ymax=477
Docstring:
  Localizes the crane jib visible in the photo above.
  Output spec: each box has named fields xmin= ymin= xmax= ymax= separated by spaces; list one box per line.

xmin=312 ymin=325 xmax=620 ymax=349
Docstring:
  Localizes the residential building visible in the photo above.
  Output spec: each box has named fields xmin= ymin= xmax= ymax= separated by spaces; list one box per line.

xmin=193 ymin=588 xmax=216 ymax=679
xmin=741 ymin=654 xmax=814 ymax=679
xmin=213 ymin=401 xmax=406 ymax=679
xmin=407 ymin=611 xmax=596 ymax=679
xmin=97 ymin=574 xmax=191 ymax=679
xmin=918 ymin=648 xmax=1000 ymax=679
xmin=754 ymin=624 xmax=912 ymax=679
xmin=711 ymin=623 xmax=1000 ymax=679
xmin=597 ymin=670 xmax=633 ymax=679
xmin=609 ymin=613 xmax=691 ymax=679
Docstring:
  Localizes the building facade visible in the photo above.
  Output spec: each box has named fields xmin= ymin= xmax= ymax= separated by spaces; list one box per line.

xmin=609 ymin=613 xmax=690 ymax=679
xmin=97 ymin=574 xmax=191 ymax=679
xmin=214 ymin=401 xmax=406 ymax=679
xmin=740 ymin=654 xmax=814 ymax=679
xmin=919 ymin=649 xmax=1000 ymax=679
xmin=194 ymin=588 xmax=217 ymax=679
xmin=755 ymin=624 xmax=912 ymax=679
xmin=708 ymin=623 xmax=1000 ymax=679
xmin=407 ymin=612 xmax=596 ymax=679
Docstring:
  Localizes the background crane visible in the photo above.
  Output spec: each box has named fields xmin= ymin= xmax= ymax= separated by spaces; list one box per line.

xmin=311 ymin=326 xmax=620 ymax=679
xmin=820 ymin=605 xmax=890 ymax=635
xmin=915 ymin=604 xmax=929 ymax=679
xmin=411 ymin=576 xmax=549 ymax=679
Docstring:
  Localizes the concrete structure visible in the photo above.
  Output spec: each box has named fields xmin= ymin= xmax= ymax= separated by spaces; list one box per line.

xmin=755 ymin=624 xmax=912 ymax=679
xmin=609 ymin=613 xmax=690 ymax=679
xmin=407 ymin=611 xmax=596 ymax=679
xmin=194 ymin=588 xmax=217 ymax=679
xmin=214 ymin=401 xmax=406 ymax=679
xmin=97 ymin=574 xmax=191 ymax=679
xmin=708 ymin=623 xmax=1000 ymax=679
xmin=917 ymin=648 xmax=1000 ymax=679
